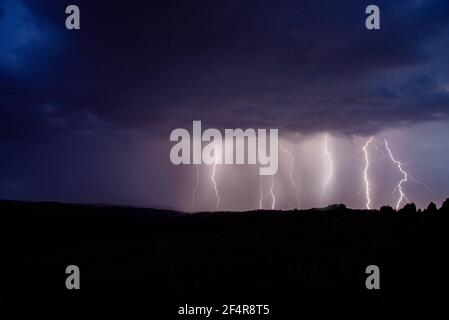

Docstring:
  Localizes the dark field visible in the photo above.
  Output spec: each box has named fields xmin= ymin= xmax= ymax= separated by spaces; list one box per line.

xmin=0 ymin=200 xmax=447 ymax=306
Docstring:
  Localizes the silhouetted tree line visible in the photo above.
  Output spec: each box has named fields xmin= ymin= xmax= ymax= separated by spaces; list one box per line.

xmin=380 ymin=198 xmax=449 ymax=215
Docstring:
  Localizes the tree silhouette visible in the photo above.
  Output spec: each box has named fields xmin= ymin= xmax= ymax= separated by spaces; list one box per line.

xmin=398 ymin=203 xmax=417 ymax=215
xmin=441 ymin=198 xmax=449 ymax=212
xmin=380 ymin=205 xmax=394 ymax=215
xmin=425 ymin=202 xmax=438 ymax=214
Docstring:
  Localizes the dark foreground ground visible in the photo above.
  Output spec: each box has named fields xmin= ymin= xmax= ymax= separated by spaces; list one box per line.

xmin=0 ymin=200 xmax=447 ymax=310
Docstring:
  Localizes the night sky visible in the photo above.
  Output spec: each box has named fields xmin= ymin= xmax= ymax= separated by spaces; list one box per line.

xmin=1 ymin=0 xmax=449 ymax=211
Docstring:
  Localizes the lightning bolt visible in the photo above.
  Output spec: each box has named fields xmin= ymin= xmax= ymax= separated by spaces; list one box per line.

xmin=279 ymin=145 xmax=302 ymax=208
xmin=211 ymin=149 xmax=220 ymax=209
xmin=374 ymin=139 xmax=388 ymax=159
xmin=383 ymin=138 xmax=431 ymax=210
xmin=191 ymin=164 xmax=200 ymax=210
xmin=362 ymin=136 xmax=374 ymax=209
xmin=408 ymin=174 xmax=431 ymax=193
xmin=321 ymin=133 xmax=334 ymax=206
xmin=384 ymin=139 xmax=409 ymax=210
xmin=270 ymin=176 xmax=276 ymax=210
xmin=402 ymin=162 xmax=432 ymax=192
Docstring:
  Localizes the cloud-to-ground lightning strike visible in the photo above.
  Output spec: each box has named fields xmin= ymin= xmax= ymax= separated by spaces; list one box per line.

xmin=280 ymin=145 xmax=301 ymax=208
xmin=211 ymin=148 xmax=220 ymax=209
xmin=362 ymin=136 xmax=374 ymax=209
xmin=384 ymin=139 xmax=409 ymax=210
xmin=321 ymin=133 xmax=334 ymax=206
xmin=191 ymin=164 xmax=200 ymax=210
xmin=270 ymin=176 xmax=276 ymax=210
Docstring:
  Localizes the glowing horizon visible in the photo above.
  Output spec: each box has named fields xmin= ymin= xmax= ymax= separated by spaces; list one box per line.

xmin=181 ymin=127 xmax=438 ymax=212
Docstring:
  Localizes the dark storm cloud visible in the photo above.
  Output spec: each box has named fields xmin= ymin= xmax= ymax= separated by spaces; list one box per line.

xmin=1 ymin=0 xmax=449 ymax=141
xmin=1 ymin=0 xmax=449 ymax=208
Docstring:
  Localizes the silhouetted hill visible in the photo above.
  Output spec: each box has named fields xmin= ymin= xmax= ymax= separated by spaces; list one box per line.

xmin=0 ymin=200 xmax=447 ymax=306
